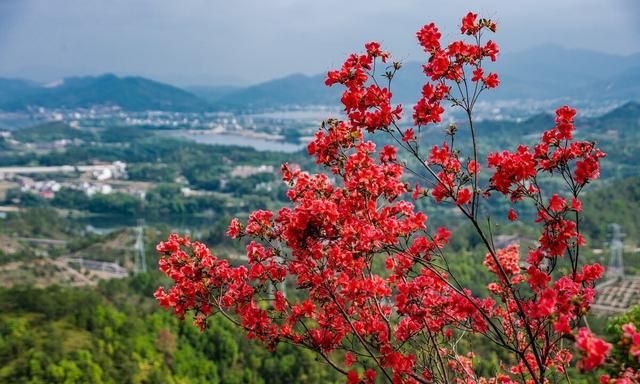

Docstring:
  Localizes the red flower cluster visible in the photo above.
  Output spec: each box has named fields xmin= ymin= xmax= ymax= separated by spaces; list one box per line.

xmin=325 ymin=42 xmax=401 ymax=134
xmin=155 ymin=12 xmax=617 ymax=384
xmin=413 ymin=11 xmax=500 ymax=129
xmin=488 ymin=105 xmax=604 ymax=261
xmin=413 ymin=83 xmax=447 ymax=126
xmin=409 ymin=12 xmax=507 ymax=220
xmin=484 ymin=243 xmax=520 ymax=278
xmin=575 ymin=327 xmax=612 ymax=372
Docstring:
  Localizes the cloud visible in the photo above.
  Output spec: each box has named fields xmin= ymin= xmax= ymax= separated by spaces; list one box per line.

xmin=0 ymin=0 xmax=637 ymax=85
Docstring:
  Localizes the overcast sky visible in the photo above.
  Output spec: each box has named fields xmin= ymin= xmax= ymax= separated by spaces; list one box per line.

xmin=0 ymin=0 xmax=638 ymax=86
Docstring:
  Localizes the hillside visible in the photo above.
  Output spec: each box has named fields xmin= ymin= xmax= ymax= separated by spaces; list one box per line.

xmin=0 ymin=78 xmax=39 ymax=104
xmin=0 ymin=283 xmax=341 ymax=384
xmin=214 ymin=73 xmax=341 ymax=108
xmin=582 ymin=177 xmax=640 ymax=246
xmin=0 ymin=74 xmax=211 ymax=112
xmin=11 ymin=122 xmax=97 ymax=143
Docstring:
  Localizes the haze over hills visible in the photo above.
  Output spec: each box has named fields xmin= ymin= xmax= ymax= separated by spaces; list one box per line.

xmin=0 ymin=46 xmax=638 ymax=112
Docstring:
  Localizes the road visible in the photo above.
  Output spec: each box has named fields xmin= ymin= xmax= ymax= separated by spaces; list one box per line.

xmin=0 ymin=164 xmax=119 ymax=176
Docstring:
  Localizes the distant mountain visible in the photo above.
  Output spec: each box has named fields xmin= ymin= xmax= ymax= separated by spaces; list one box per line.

xmin=0 ymin=74 xmax=211 ymax=112
xmin=213 ymin=73 xmax=342 ymax=109
xmin=210 ymin=46 xmax=640 ymax=109
xmin=444 ymin=101 xmax=640 ymax=154
xmin=599 ymin=101 xmax=640 ymax=121
xmin=0 ymin=78 xmax=39 ymax=104
xmin=582 ymin=66 xmax=640 ymax=101
xmin=488 ymin=45 xmax=640 ymax=100
xmin=0 ymin=46 xmax=638 ymax=112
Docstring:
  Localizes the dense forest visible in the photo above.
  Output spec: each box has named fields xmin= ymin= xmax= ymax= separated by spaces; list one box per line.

xmin=0 ymin=280 xmax=343 ymax=384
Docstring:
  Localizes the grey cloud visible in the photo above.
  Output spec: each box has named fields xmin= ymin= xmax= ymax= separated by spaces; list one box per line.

xmin=0 ymin=0 xmax=637 ymax=85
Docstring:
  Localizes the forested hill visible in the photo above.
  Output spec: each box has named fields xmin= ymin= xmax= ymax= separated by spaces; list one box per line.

xmin=0 ymin=280 xmax=342 ymax=384
xmin=0 ymin=74 xmax=211 ymax=112
xmin=582 ymin=177 xmax=640 ymax=245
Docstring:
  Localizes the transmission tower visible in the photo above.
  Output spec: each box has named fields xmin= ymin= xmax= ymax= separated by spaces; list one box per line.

xmin=134 ymin=219 xmax=147 ymax=274
xmin=606 ymin=223 xmax=625 ymax=279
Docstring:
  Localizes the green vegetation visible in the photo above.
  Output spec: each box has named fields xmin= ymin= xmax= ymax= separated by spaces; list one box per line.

xmin=0 ymin=208 xmax=342 ymax=383
xmin=0 ymin=282 xmax=341 ymax=384
xmin=2 ymin=179 xmax=636 ymax=382
xmin=604 ymin=305 xmax=640 ymax=376
xmin=582 ymin=177 xmax=640 ymax=245
xmin=0 ymin=102 xmax=640 ymax=382
xmin=12 ymin=122 xmax=97 ymax=143
xmin=2 ymin=130 xmax=300 ymax=219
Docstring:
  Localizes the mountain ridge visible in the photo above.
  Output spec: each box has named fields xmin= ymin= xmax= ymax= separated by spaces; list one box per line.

xmin=211 ymin=45 xmax=640 ymax=108
xmin=1 ymin=46 xmax=638 ymax=111
xmin=0 ymin=74 xmax=211 ymax=112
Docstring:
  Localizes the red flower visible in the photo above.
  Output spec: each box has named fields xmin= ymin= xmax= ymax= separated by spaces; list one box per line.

xmin=575 ymin=155 xmax=604 ymax=184
xmin=416 ymin=23 xmax=441 ymax=52
xmin=380 ymin=145 xmax=397 ymax=163
xmin=425 ymin=51 xmax=450 ymax=79
xmin=461 ymin=12 xmax=478 ymax=35
xmin=226 ymin=218 xmax=242 ymax=238
xmin=472 ymin=67 xmax=484 ymax=82
xmin=507 ymin=208 xmax=518 ymax=221
xmin=556 ymin=105 xmax=577 ymax=123
xmin=467 ymin=160 xmax=480 ymax=174
xmin=364 ymin=369 xmax=377 ymax=382
xmin=533 ymin=288 xmax=557 ymax=318
xmin=488 ymin=145 xmax=537 ymax=195
xmin=364 ymin=41 xmax=389 ymax=62
xmin=413 ymin=83 xmax=446 ymax=125
xmin=548 ymin=194 xmax=567 ymax=212
xmin=576 ymin=328 xmax=612 ymax=372
xmin=484 ymin=73 xmax=499 ymax=88
xmin=345 ymin=352 xmax=357 ymax=367
xmin=484 ymin=243 xmax=521 ymax=277
xmin=457 ymin=188 xmax=472 ymax=205
xmin=622 ymin=323 xmax=640 ymax=359
xmin=347 ymin=370 xmax=360 ymax=384
xmin=571 ymin=197 xmax=582 ymax=212
xmin=483 ymin=40 xmax=499 ymax=61
xmin=402 ymin=128 xmax=416 ymax=142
